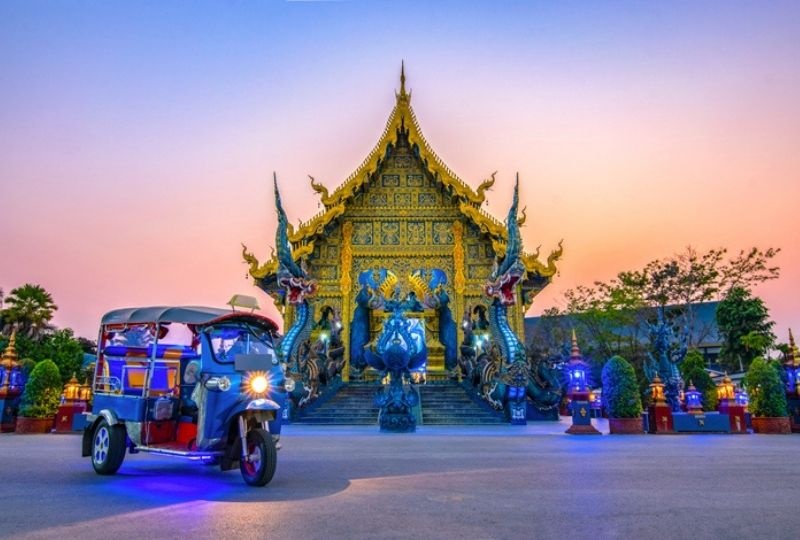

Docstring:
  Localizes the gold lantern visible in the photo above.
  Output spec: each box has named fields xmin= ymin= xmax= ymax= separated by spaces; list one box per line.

xmin=62 ymin=373 xmax=81 ymax=402
xmin=649 ymin=373 xmax=666 ymax=403
xmin=716 ymin=373 xmax=735 ymax=402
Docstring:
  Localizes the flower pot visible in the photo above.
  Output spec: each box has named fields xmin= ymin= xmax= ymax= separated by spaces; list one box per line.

xmin=751 ymin=416 xmax=791 ymax=434
xmin=608 ymin=417 xmax=644 ymax=434
xmin=14 ymin=416 xmax=54 ymax=434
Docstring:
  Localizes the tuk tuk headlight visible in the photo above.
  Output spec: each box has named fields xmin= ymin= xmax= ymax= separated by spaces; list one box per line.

xmin=244 ymin=371 xmax=270 ymax=397
xmin=251 ymin=375 xmax=268 ymax=394
xmin=285 ymin=378 xmax=296 ymax=393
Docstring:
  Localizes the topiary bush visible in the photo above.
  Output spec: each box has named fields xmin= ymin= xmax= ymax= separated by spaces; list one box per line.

xmin=744 ymin=357 xmax=788 ymax=418
xmin=602 ymin=355 xmax=643 ymax=418
xmin=19 ymin=359 xmax=62 ymax=418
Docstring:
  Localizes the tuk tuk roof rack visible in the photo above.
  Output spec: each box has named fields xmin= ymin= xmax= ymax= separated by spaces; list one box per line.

xmin=100 ymin=306 xmax=279 ymax=331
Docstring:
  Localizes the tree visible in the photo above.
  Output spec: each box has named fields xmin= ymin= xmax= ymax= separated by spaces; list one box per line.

xmin=1 ymin=284 xmax=58 ymax=339
xmin=716 ymin=286 xmax=775 ymax=372
xmin=526 ymin=307 xmax=573 ymax=361
xmin=76 ymin=336 xmax=97 ymax=355
xmin=557 ymin=246 xmax=780 ymax=365
xmin=679 ymin=349 xmax=718 ymax=411
xmin=744 ymin=357 xmax=788 ymax=418
xmin=41 ymin=329 xmax=84 ymax=384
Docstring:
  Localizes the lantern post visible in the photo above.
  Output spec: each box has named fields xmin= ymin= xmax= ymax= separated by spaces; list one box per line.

xmin=565 ymin=331 xmax=600 ymax=435
xmin=647 ymin=374 xmax=674 ymax=434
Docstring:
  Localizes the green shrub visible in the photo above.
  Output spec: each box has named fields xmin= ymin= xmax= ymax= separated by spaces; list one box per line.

xmin=744 ymin=357 xmax=788 ymax=418
xmin=602 ymin=355 xmax=643 ymax=418
xmin=19 ymin=359 xmax=62 ymax=418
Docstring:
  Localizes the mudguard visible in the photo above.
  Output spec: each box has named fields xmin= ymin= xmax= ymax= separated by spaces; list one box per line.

xmin=81 ymin=410 xmax=122 ymax=457
xmin=226 ymin=398 xmax=281 ymax=426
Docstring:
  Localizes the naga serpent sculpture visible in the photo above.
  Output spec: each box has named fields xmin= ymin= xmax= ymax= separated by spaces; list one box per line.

xmin=271 ymin=175 xmax=319 ymax=408
xmin=644 ymin=306 xmax=688 ymax=412
xmin=478 ymin=176 xmax=563 ymax=421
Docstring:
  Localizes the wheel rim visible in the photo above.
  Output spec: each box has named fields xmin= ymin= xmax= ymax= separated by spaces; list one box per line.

xmin=242 ymin=440 xmax=262 ymax=477
xmin=93 ymin=426 xmax=110 ymax=465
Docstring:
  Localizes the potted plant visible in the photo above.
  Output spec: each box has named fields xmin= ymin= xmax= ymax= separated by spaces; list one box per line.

xmin=602 ymin=355 xmax=643 ymax=434
xmin=16 ymin=359 xmax=62 ymax=434
xmin=745 ymin=357 xmax=790 ymax=434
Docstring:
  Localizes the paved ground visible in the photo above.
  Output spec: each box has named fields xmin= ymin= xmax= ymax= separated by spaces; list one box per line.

xmin=0 ymin=419 xmax=798 ymax=540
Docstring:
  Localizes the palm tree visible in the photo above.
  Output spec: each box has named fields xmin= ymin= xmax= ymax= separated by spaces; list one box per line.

xmin=1 ymin=284 xmax=58 ymax=338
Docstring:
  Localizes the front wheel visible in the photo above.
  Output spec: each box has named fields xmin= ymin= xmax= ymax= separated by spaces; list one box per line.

xmin=239 ymin=428 xmax=277 ymax=487
xmin=91 ymin=419 xmax=126 ymax=475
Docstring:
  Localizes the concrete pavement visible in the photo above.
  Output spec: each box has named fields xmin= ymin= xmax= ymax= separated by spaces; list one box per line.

xmin=0 ymin=419 xmax=798 ymax=539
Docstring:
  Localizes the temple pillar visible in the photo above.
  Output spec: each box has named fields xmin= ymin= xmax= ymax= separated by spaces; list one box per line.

xmin=340 ymin=221 xmax=354 ymax=382
xmin=452 ymin=220 xmax=467 ymax=372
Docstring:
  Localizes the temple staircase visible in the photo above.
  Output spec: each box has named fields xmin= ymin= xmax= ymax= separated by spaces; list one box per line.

xmin=291 ymin=384 xmax=379 ymax=425
xmin=418 ymin=384 xmax=506 ymax=425
xmin=291 ymin=382 xmax=505 ymax=425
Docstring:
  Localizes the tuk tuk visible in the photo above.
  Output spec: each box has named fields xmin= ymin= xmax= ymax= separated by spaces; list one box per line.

xmin=81 ymin=306 xmax=292 ymax=486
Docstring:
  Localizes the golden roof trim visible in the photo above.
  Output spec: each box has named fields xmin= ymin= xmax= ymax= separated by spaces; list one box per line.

xmin=296 ymin=70 xmax=507 ymax=243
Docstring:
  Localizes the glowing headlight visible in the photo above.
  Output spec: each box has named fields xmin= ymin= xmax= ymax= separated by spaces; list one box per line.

xmin=250 ymin=374 xmax=269 ymax=395
xmin=285 ymin=378 xmax=296 ymax=393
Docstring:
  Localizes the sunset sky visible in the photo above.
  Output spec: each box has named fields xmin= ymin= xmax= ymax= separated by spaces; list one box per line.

xmin=1 ymin=1 xmax=798 ymax=342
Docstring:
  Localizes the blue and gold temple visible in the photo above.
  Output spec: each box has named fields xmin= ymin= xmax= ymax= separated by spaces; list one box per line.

xmin=243 ymin=65 xmax=564 ymax=425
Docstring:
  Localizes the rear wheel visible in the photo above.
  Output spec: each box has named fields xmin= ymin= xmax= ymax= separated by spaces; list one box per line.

xmin=239 ymin=428 xmax=277 ymax=487
xmin=91 ymin=419 xmax=126 ymax=475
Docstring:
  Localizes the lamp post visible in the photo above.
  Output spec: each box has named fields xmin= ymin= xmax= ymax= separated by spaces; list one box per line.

xmin=717 ymin=372 xmax=747 ymax=434
xmin=647 ymin=373 xmax=674 ymax=434
xmin=565 ymin=331 xmax=600 ymax=435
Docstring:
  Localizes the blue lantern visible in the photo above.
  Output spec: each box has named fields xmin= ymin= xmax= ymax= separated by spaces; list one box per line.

xmin=786 ymin=365 xmax=797 ymax=393
xmin=567 ymin=363 xmax=587 ymax=394
xmin=685 ymin=383 xmax=702 ymax=413
xmin=795 ymin=367 xmax=800 ymax=395
xmin=734 ymin=386 xmax=749 ymax=408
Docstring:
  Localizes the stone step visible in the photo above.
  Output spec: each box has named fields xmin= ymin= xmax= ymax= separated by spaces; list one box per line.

xmin=293 ymin=383 xmax=506 ymax=426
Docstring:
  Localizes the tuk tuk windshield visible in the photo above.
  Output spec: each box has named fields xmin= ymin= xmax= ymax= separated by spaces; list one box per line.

xmin=208 ymin=323 xmax=274 ymax=364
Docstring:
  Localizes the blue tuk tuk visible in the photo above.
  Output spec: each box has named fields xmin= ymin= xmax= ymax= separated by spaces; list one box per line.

xmin=81 ymin=306 xmax=292 ymax=486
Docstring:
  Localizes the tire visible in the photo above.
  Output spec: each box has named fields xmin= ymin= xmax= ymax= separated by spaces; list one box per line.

xmin=239 ymin=428 xmax=277 ymax=487
xmin=91 ymin=419 xmax=127 ymax=475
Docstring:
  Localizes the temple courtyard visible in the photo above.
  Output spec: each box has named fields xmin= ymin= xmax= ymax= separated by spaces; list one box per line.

xmin=0 ymin=421 xmax=798 ymax=539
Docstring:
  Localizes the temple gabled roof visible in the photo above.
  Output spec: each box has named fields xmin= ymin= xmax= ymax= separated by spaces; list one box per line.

xmin=243 ymin=64 xmax=562 ymax=301
xmin=301 ymin=63 xmax=499 ymax=239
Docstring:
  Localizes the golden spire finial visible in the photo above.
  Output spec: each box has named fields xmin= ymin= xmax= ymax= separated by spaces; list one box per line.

xmin=1 ymin=329 xmax=18 ymax=369
xmin=570 ymin=329 xmax=581 ymax=360
xmin=396 ymin=60 xmax=411 ymax=104
xmin=789 ymin=328 xmax=799 ymax=366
